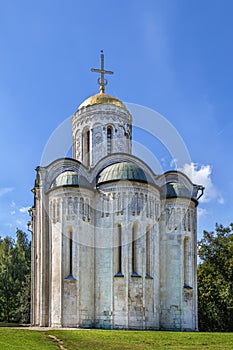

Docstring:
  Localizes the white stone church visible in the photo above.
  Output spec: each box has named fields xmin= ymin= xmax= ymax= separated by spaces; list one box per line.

xmin=30 ymin=53 xmax=204 ymax=331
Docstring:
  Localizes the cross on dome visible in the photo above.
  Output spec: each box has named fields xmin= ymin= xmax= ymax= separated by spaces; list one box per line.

xmin=91 ymin=50 xmax=114 ymax=93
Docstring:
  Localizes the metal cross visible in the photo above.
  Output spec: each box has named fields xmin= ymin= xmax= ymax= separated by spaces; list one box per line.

xmin=91 ymin=50 xmax=113 ymax=93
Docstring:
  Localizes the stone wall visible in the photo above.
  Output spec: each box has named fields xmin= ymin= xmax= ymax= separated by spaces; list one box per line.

xmin=159 ymin=198 xmax=197 ymax=331
xmin=31 ymin=159 xmax=198 ymax=331
xmin=72 ymin=104 xmax=132 ymax=167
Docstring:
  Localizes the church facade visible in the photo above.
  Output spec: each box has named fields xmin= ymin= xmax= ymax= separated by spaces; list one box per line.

xmin=30 ymin=53 xmax=204 ymax=330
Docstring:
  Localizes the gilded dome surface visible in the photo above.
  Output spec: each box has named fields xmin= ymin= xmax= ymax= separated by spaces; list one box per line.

xmin=78 ymin=92 xmax=127 ymax=110
xmin=97 ymin=162 xmax=153 ymax=184
xmin=51 ymin=171 xmax=90 ymax=188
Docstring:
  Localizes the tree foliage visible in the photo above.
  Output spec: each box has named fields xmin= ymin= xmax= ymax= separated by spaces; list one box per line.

xmin=198 ymin=223 xmax=233 ymax=331
xmin=0 ymin=229 xmax=31 ymax=323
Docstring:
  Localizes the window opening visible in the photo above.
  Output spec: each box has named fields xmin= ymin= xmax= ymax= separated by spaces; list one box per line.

xmin=107 ymin=126 xmax=112 ymax=154
xmin=146 ymin=225 xmax=151 ymax=277
xmin=115 ymin=224 xmax=123 ymax=276
xmin=132 ymin=223 xmax=140 ymax=276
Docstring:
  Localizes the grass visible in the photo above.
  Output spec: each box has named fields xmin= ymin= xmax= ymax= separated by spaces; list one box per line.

xmin=47 ymin=330 xmax=233 ymax=350
xmin=0 ymin=329 xmax=57 ymax=350
xmin=0 ymin=329 xmax=232 ymax=350
xmin=0 ymin=322 xmax=21 ymax=327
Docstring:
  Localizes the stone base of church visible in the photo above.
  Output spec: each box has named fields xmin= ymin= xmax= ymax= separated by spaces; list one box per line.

xmin=31 ymin=324 xmax=198 ymax=331
xmin=32 ymin=318 xmax=197 ymax=331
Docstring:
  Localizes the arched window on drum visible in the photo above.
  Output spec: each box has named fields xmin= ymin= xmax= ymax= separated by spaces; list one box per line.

xmin=107 ymin=126 xmax=113 ymax=154
xmin=83 ymin=128 xmax=91 ymax=166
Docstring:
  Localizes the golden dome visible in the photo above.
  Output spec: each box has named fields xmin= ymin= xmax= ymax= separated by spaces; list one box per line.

xmin=78 ymin=92 xmax=127 ymax=110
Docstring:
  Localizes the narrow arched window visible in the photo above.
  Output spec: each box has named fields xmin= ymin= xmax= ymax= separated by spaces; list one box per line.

xmin=132 ymin=223 xmax=138 ymax=275
xmin=121 ymin=192 xmax=125 ymax=215
xmin=79 ymin=197 xmax=84 ymax=218
xmin=107 ymin=126 xmax=112 ymax=154
xmin=187 ymin=209 xmax=191 ymax=231
xmin=106 ymin=194 xmax=110 ymax=217
xmin=145 ymin=195 xmax=149 ymax=217
xmin=184 ymin=237 xmax=190 ymax=287
xmin=135 ymin=193 xmax=139 ymax=215
xmin=182 ymin=208 xmax=187 ymax=231
xmin=83 ymin=129 xmax=90 ymax=166
xmin=74 ymin=197 xmax=78 ymax=214
xmin=146 ymin=225 xmax=151 ymax=277
xmin=117 ymin=224 xmax=122 ymax=275
xmin=56 ymin=199 xmax=60 ymax=222
xmin=65 ymin=229 xmax=74 ymax=280
xmin=87 ymin=199 xmax=91 ymax=221
xmin=52 ymin=200 xmax=56 ymax=223
xmin=101 ymin=193 xmax=104 ymax=217
xmin=125 ymin=132 xmax=130 ymax=151
xmin=68 ymin=197 xmax=73 ymax=217
xmin=69 ymin=232 xmax=73 ymax=277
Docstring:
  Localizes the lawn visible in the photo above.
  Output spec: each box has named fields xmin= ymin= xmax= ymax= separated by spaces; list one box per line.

xmin=0 ymin=329 xmax=232 ymax=350
xmin=0 ymin=329 xmax=57 ymax=350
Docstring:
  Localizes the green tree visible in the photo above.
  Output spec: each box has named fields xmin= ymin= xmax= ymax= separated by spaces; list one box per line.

xmin=198 ymin=223 xmax=233 ymax=331
xmin=0 ymin=236 xmax=15 ymax=322
xmin=0 ymin=229 xmax=31 ymax=323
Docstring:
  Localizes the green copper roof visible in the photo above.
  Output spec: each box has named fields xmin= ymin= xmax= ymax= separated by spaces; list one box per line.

xmin=162 ymin=182 xmax=193 ymax=199
xmin=97 ymin=162 xmax=152 ymax=184
xmin=51 ymin=171 xmax=90 ymax=188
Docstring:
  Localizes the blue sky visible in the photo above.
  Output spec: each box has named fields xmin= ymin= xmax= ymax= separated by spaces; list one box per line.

xmin=0 ymin=0 xmax=233 ymax=239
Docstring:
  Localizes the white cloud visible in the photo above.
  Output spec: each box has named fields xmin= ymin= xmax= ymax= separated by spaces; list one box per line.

xmin=0 ymin=187 xmax=13 ymax=197
xmin=19 ymin=206 xmax=30 ymax=213
xmin=170 ymin=158 xmax=178 ymax=168
xmin=218 ymin=196 xmax=224 ymax=205
xmin=10 ymin=210 xmax=16 ymax=215
xmin=179 ymin=163 xmax=223 ymax=204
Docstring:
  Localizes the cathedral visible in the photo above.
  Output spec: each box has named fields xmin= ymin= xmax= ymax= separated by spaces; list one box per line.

xmin=30 ymin=52 xmax=204 ymax=331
